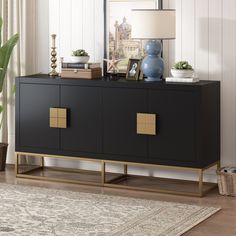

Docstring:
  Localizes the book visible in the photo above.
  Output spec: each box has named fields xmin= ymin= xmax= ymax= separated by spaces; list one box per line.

xmin=165 ymin=77 xmax=199 ymax=83
xmin=61 ymin=68 xmax=102 ymax=79
xmin=62 ymin=62 xmax=100 ymax=69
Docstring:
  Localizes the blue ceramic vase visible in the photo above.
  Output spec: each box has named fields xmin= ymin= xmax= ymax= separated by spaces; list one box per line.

xmin=141 ymin=40 xmax=164 ymax=81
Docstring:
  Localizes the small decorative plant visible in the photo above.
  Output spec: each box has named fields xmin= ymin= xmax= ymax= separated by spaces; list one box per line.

xmin=0 ymin=17 xmax=19 ymax=119
xmin=172 ymin=61 xmax=193 ymax=70
xmin=72 ymin=49 xmax=89 ymax=57
xmin=171 ymin=61 xmax=194 ymax=78
xmin=0 ymin=17 xmax=19 ymax=171
xmin=71 ymin=49 xmax=90 ymax=63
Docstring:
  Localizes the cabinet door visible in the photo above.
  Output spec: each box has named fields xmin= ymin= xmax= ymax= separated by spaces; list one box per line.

xmin=60 ymin=86 xmax=102 ymax=153
xmin=149 ymin=90 xmax=196 ymax=163
xmin=103 ymin=88 xmax=147 ymax=160
xmin=19 ymin=84 xmax=60 ymax=149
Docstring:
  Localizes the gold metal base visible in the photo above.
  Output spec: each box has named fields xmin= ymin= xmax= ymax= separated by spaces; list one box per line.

xmin=48 ymin=70 xmax=59 ymax=77
xmin=15 ymin=152 xmax=220 ymax=197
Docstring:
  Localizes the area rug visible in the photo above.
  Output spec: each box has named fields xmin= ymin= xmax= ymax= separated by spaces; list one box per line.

xmin=0 ymin=184 xmax=220 ymax=236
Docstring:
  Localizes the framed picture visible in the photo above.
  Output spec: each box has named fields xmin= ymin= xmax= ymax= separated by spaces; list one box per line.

xmin=126 ymin=58 xmax=141 ymax=80
xmin=139 ymin=70 xmax=144 ymax=81
xmin=104 ymin=0 xmax=160 ymax=76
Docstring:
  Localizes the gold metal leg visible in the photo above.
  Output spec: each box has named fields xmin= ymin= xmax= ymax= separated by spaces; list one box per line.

xmin=15 ymin=153 xmax=19 ymax=175
xmin=124 ymin=164 xmax=128 ymax=175
xmin=41 ymin=156 xmax=44 ymax=168
xmin=16 ymin=153 xmax=103 ymax=186
xmin=198 ymin=169 xmax=203 ymax=197
xmin=217 ymin=161 xmax=221 ymax=170
xmin=101 ymin=161 xmax=106 ymax=185
xmin=15 ymin=151 xmax=219 ymax=197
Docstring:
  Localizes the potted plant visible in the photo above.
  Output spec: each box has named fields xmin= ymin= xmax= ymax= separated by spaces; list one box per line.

xmin=0 ymin=17 xmax=19 ymax=171
xmin=171 ymin=61 xmax=194 ymax=78
xmin=71 ymin=49 xmax=90 ymax=63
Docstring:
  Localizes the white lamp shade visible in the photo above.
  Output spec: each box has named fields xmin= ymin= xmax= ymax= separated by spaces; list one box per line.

xmin=131 ymin=10 xmax=176 ymax=39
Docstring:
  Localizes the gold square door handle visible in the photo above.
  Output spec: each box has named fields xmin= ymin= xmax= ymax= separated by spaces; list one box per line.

xmin=49 ymin=117 xmax=58 ymax=128
xmin=50 ymin=108 xmax=58 ymax=118
xmin=49 ymin=108 xmax=67 ymax=128
xmin=137 ymin=113 xmax=156 ymax=135
xmin=57 ymin=118 xmax=67 ymax=128
xmin=57 ymin=108 xmax=67 ymax=118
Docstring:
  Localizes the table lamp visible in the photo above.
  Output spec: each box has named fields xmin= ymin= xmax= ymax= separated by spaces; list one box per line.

xmin=131 ymin=9 xmax=175 ymax=81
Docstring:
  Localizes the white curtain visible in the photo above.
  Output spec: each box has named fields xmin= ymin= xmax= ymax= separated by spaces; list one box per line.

xmin=0 ymin=0 xmax=37 ymax=164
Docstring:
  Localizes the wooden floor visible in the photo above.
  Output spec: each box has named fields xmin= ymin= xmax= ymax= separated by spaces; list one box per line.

xmin=1 ymin=165 xmax=236 ymax=236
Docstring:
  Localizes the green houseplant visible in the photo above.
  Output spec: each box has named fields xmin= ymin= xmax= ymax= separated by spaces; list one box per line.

xmin=0 ymin=17 xmax=19 ymax=171
xmin=71 ymin=49 xmax=90 ymax=63
xmin=171 ymin=61 xmax=194 ymax=78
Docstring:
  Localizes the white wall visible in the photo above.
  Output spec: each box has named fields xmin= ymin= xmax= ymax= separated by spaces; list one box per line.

xmin=175 ymin=0 xmax=236 ymax=167
xmin=34 ymin=0 xmax=236 ymax=182
xmin=36 ymin=0 xmax=50 ymax=73
xmin=49 ymin=0 xmax=104 ymax=69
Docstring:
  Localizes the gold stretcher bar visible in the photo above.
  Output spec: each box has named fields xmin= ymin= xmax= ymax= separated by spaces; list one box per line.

xmin=15 ymin=152 xmax=220 ymax=197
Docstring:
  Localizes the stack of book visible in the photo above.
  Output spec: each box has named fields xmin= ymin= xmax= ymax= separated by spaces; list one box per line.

xmin=165 ymin=77 xmax=199 ymax=83
xmin=61 ymin=62 xmax=102 ymax=79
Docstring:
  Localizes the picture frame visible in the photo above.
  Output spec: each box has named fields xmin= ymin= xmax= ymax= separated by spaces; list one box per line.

xmin=104 ymin=0 xmax=161 ymax=76
xmin=139 ymin=70 xmax=144 ymax=81
xmin=126 ymin=58 xmax=141 ymax=80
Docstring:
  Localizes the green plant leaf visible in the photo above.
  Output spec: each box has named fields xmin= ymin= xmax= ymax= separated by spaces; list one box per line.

xmin=12 ymin=84 xmax=16 ymax=94
xmin=0 ymin=33 xmax=19 ymax=92
xmin=172 ymin=61 xmax=193 ymax=70
xmin=0 ymin=105 xmax=3 ymax=114
xmin=72 ymin=49 xmax=89 ymax=57
xmin=0 ymin=105 xmax=3 ymax=129
xmin=0 ymin=17 xmax=2 ymax=47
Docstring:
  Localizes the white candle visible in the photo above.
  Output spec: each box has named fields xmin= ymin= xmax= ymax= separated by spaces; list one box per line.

xmin=51 ymin=34 xmax=56 ymax=48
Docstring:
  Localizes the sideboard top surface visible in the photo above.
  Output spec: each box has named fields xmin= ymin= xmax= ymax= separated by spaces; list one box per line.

xmin=16 ymin=74 xmax=220 ymax=90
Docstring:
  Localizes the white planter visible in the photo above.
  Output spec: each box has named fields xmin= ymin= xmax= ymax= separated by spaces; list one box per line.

xmin=70 ymin=56 xmax=90 ymax=63
xmin=171 ymin=69 xmax=194 ymax=78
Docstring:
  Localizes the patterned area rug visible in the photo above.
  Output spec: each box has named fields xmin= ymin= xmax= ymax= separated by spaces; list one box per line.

xmin=0 ymin=184 xmax=220 ymax=236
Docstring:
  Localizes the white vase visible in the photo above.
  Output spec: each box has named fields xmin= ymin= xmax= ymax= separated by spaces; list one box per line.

xmin=171 ymin=69 xmax=194 ymax=78
xmin=70 ymin=56 xmax=90 ymax=63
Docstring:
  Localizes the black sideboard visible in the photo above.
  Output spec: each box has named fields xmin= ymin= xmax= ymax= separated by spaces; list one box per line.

xmin=15 ymin=75 xmax=220 ymax=196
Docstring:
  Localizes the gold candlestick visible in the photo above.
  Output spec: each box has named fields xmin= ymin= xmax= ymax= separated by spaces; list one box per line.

xmin=49 ymin=34 xmax=59 ymax=76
